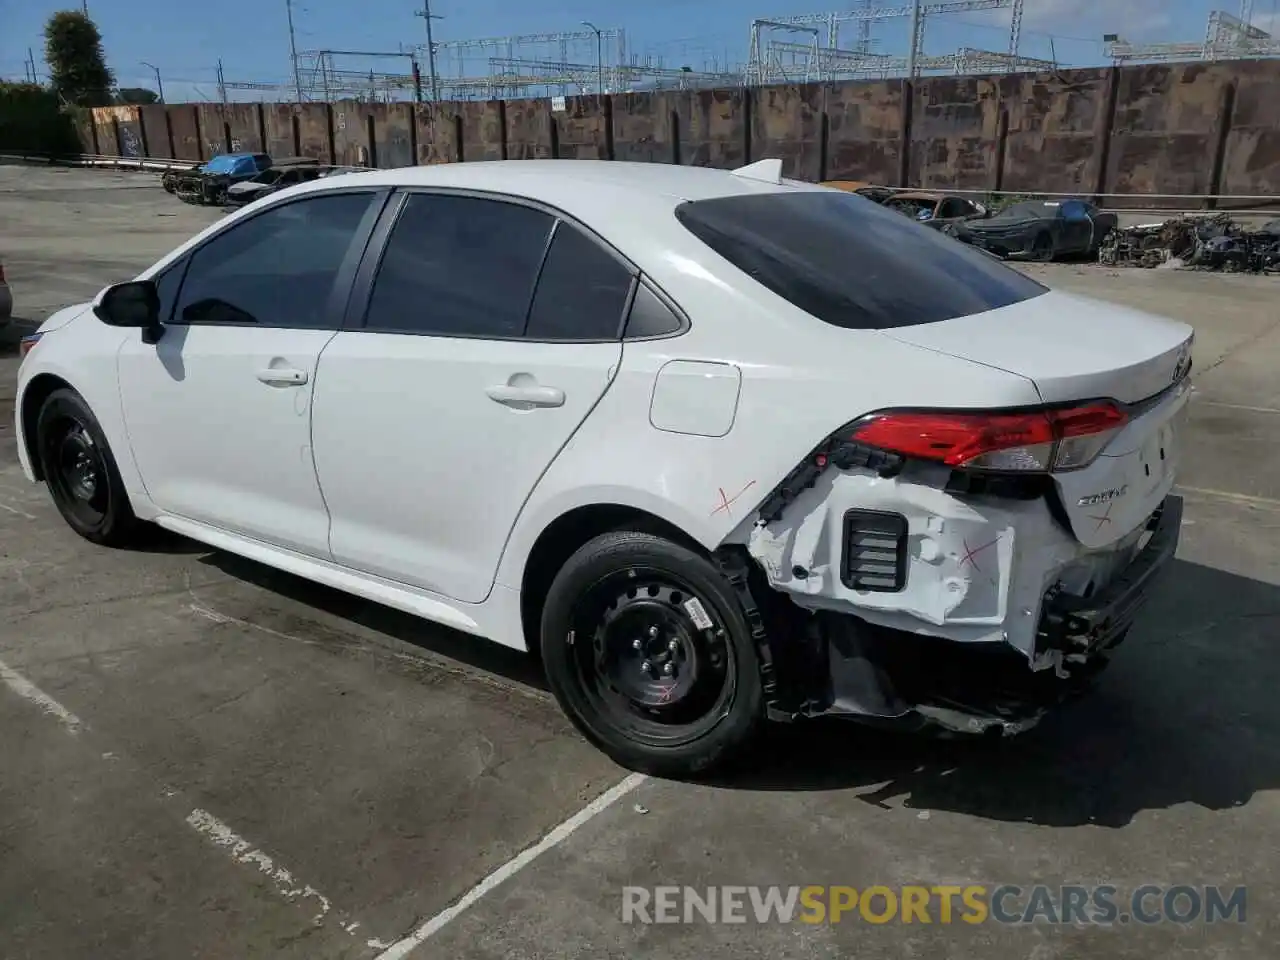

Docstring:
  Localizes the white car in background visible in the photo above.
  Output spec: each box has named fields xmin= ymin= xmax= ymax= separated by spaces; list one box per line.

xmin=13 ymin=159 xmax=1193 ymax=776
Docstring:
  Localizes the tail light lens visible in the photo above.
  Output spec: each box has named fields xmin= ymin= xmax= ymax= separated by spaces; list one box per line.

xmin=848 ymin=402 xmax=1128 ymax=473
xmin=18 ymin=334 xmax=42 ymax=359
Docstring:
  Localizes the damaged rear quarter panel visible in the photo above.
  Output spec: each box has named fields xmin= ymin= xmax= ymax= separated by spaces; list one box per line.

xmin=734 ymin=460 xmax=1145 ymax=661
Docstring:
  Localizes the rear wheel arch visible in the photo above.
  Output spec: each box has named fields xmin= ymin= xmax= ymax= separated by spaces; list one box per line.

xmin=518 ymin=503 xmax=707 ymax=653
xmin=20 ymin=373 xmax=76 ymax=482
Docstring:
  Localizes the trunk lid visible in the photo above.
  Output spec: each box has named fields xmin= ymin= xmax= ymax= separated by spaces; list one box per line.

xmin=884 ymin=288 xmax=1195 ymax=548
xmin=883 ymin=289 xmax=1194 ymax=406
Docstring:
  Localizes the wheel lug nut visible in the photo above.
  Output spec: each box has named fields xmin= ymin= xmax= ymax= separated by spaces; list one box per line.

xmin=662 ymin=662 xmax=674 ymax=676
xmin=667 ymin=639 xmax=679 ymax=653
xmin=641 ymin=660 xmax=652 ymax=675
xmin=648 ymin=626 xmax=659 ymax=639
xmin=632 ymin=638 xmax=643 ymax=650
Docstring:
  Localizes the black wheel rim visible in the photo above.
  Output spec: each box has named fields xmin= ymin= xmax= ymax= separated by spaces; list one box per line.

xmin=566 ymin=567 xmax=737 ymax=748
xmin=45 ymin=417 xmax=109 ymax=528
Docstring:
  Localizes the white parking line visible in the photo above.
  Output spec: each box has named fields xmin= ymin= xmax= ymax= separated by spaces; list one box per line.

xmin=374 ymin=772 xmax=649 ymax=959
xmin=0 ymin=499 xmax=38 ymax=520
xmin=1177 ymin=485 xmax=1280 ymax=512
xmin=185 ymin=808 xmax=387 ymax=947
xmin=0 ymin=656 xmax=84 ymax=733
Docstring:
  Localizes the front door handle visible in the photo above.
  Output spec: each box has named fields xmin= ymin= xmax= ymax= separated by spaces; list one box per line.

xmin=485 ymin=384 xmax=565 ymax=408
xmin=256 ymin=367 xmax=308 ymax=386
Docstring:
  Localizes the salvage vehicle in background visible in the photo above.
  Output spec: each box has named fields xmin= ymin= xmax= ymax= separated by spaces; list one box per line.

xmin=223 ymin=158 xmax=322 ymax=206
xmin=819 ymin=180 xmax=897 ymax=204
xmin=14 ymin=159 xmax=1192 ymax=776
xmin=883 ymin=190 xmax=990 ymax=230
xmin=946 ymin=198 xmax=1118 ymax=261
xmin=166 ymin=152 xmax=273 ymax=206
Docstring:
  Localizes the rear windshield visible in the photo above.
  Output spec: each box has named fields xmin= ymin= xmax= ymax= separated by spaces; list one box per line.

xmin=674 ymin=190 xmax=1048 ymax=330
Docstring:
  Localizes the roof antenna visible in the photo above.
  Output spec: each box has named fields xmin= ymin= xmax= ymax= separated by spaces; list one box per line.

xmin=731 ymin=158 xmax=783 ymax=184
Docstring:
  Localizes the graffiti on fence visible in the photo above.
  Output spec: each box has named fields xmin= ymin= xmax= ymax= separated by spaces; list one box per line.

xmin=120 ymin=125 xmax=141 ymax=158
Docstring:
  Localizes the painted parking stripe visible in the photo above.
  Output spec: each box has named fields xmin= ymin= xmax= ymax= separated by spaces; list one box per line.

xmin=0 ymin=656 xmax=84 ymax=733
xmin=375 ymin=772 xmax=649 ymax=959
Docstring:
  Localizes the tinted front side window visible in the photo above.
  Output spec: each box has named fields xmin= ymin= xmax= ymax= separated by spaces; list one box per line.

xmin=364 ymin=193 xmax=554 ymax=338
xmin=174 ymin=192 xmax=374 ymax=328
xmin=525 ymin=223 xmax=635 ymax=340
xmin=1060 ymin=201 xmax=1090 ymax=220
xmin=675 ymin=191 xmax=1047 ymax=330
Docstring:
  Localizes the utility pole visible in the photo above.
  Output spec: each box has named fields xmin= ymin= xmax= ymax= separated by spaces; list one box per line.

xmin=141 ymin=61 xmax=165 ymax=102
xmin=26 ymin=47 xmax=37 ymax=83
xmin=582 ymin=20 xmax=604 ymax=97
xmin=285 ymin=0 xmax=304 ymax=102
xmin=906 ymin=0 xmax=923 ymax=78
xmin=414 ymin=0 xmax=442 ymax=102
xmin=216 ymin=58 xmax=228 ymax=104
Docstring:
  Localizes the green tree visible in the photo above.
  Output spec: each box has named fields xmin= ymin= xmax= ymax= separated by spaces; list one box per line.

xmin=115 ymin=86 xmax=159 ymax=104
xmin=43 ymin=10 xmax=115 ymax=107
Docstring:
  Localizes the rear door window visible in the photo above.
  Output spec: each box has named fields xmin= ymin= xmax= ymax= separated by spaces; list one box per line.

xmin=674 ymin=191 xmax=1047 ymax=330
xmin=524 ymin=223 xmax=635 ymax=341
xmin=363 ymin=192 xmax=554 ymax=338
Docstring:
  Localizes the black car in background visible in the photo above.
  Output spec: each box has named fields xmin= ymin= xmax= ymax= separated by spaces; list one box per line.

xmin=946 ymin=199 xmax=1118 ymax=261
xmin=163 ymin=152 xmax=274 ymax=206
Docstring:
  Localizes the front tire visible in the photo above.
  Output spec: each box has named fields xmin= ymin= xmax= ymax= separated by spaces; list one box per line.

xmin=1030 ymin=231 xmax=1054 ymax=262
xmin=35 ymin=388 xmax=140 ymax=546
xmin=540 ymin=531 xmax=764 ymax=778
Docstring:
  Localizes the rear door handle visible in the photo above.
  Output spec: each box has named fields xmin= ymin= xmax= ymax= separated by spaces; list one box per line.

xmin=485 ymin=384 xmax=565 ymax=408
xmin=256 ymin=367 xmax=308 ymax=386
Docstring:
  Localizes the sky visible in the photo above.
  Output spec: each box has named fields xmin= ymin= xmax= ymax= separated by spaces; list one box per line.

xmin=1 ymin=0 xmax=1276 ymax=102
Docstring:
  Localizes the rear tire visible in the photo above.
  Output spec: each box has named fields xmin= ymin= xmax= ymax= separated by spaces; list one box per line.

xmin=540 ymin=531 xmax=764 ymax=778
xmin=35 ymin=388 xmax=141 ymax=547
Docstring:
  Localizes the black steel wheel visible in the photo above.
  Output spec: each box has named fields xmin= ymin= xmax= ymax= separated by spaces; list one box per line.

xmin=35 ymin=388 xmax=140 ymax=546
xmin=541 ymin=531 xmax=763 ymax=777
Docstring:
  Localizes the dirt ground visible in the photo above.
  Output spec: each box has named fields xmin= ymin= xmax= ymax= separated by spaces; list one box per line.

xmin=2 ymin=164 xmax=1278 ymax=959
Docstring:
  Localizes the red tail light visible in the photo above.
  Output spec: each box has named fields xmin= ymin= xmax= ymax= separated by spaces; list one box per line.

xmin=848 ymin=402 xmax=1128 ymax=473
xmin=19 ymin=334 xmax=42 ymax=359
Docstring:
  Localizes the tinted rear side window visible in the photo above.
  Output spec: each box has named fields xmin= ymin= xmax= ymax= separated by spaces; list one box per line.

xmin=525 ymin=223 xmax=635 ymax=341
xmin=674 ymin=191 xmax=1048 ymax=330
xmin=364 ymin=193 xmax=554 ymax=338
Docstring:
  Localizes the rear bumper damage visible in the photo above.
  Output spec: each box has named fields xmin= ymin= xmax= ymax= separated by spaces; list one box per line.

xmin=735 ymin=459 xmax=1182 ymax=735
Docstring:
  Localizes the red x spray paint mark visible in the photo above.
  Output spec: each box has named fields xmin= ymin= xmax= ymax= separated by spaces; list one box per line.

xmin=960 ymin=537 xmax=1000 ymax=573
xmin=657 ymin=684 xmax=676 ymax=704
xmin=1089 ymin=503 xmax=1115 ymax=532
xmin=711 ymin=480 xmax=757 ymax=518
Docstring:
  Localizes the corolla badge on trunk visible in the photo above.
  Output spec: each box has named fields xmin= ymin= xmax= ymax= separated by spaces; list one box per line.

xmin=1078 ymin=485 xmax=1129 ymax=507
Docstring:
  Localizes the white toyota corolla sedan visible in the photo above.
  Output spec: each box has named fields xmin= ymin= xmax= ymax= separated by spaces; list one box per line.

xmin=15 ymin=159 xmax=1193 ymax=776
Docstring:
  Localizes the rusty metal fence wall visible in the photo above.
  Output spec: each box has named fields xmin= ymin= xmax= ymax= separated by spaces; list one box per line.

xmin=57 ymin=59 xmax=1280 ymax=205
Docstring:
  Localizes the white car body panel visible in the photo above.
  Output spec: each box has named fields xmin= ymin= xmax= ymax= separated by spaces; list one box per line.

xmin=312 ymin=333 xmax=623 ymax=602
xmin=117 ymin=325 xmax=338 ymax=557
xmin=13 ymin=159 xmax=1192 ymax=673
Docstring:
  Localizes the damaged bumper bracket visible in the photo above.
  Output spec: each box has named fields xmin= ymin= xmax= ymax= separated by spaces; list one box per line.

xmin=1036 ymin=494 xmax=1181 ymax=662
xmin=803 ymin=494 xmax=1183 ymax=736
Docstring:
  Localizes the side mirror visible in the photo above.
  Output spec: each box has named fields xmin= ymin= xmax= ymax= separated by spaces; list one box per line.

xmin=93 ymin=280 xmax=165 ymax=342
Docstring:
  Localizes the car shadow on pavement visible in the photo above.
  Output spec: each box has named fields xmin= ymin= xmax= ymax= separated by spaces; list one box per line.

xmin=709 ymin=558 xmax=1280 ymax=828
xmin=198 ymin=550 xmax=550 ymax=692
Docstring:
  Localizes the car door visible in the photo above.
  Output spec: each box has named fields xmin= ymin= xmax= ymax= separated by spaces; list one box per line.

xmin=116 ymin=188 xmax=386 ymax=557
xmin=1058 ymin=200 xmax=1095 ymax=253
xmin=311 ymin=190 xmax=634 ymax=603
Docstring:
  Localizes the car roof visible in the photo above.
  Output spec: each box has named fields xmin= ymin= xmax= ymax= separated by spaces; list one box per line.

xmin=890 ymin=191 xmax=946 ymax=202
xmin=297 ymin=159 xmax=828 ymax=207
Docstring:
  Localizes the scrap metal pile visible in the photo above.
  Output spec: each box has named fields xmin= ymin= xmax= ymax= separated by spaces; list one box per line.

xmin=1099 ymin=213 xmax=1280 ymax=273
